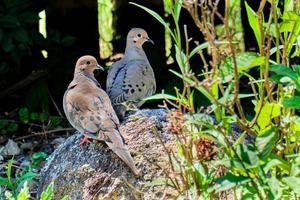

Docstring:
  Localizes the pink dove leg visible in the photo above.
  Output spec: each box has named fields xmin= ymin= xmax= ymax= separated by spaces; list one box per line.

xmin=80 ymin=136 xmax=92 ymax=145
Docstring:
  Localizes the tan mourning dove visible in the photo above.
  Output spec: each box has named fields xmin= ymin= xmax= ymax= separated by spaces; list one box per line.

xmin=106 ymin=28 xmax=156 ymax=119
xmin=63 ymin=55 xmax=141 ymax=176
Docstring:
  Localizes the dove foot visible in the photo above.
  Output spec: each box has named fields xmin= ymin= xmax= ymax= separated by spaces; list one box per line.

xmin=80 ymin=136 xmax=92 ymax=145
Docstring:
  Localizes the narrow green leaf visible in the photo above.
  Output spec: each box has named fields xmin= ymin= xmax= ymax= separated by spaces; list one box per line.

xmin=175 ymin=45 xmax=187 ymax=73
xmin=7 ymin=159 xmax=13 ymax=189
xmin=214 ymin=172 xmax=250 ymax=192
xmin=143 ymin=93 xmax=188 ymax=106
xmin=129 ymin=2 xmax=175 ymax=40
xmin=169 ymin=69 xmax=213 ymax=101
xmin=60 ymin=196 xmax=69 ymax=200
xmin=245 ymin=1 xmax=261 ymax=47
xmin=41 ymin=182 xmax=54 ymax=200
xmin=189 ymin=42 xmax=209 ymax=58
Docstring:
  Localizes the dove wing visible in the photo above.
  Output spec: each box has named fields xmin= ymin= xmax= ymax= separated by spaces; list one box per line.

xmin=107 ymin=59 xmax=156 ymax=105
xmin=63 ymin=82 xmax=120 ymax=141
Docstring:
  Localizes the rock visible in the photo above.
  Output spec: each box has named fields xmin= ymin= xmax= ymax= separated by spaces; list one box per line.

xmin=20 ymin=142 xmax=34 ymax=150
xmin=1 ymin=139 xmax=21 ymax=156
xmin=37 ymin=109 xmax=177 ymax=200
xmin=50 ymin=137 xmax=66 ymax=147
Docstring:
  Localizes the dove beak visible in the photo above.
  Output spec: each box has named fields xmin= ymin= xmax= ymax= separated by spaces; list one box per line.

xmin=146 ymin=37 xmax=154 ymax=44
xmin=96 ymin=64 xmax=104 ymax=71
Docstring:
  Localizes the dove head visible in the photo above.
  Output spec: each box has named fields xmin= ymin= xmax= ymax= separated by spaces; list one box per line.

xmin=74 ymin=55 xmax=103 ymax=75
xmin=126 ymin=28 xmax=154 ymax=48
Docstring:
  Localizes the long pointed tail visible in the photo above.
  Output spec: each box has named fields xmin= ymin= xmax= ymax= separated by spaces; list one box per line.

xmin=105 ymin=130 xmax=141 ymax=177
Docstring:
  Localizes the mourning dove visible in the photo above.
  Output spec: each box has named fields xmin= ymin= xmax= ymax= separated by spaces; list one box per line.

xmin=63 ymin=55 xmax=141 ymax=176
xmin=106 ymin=28 xmax=156 ymax=119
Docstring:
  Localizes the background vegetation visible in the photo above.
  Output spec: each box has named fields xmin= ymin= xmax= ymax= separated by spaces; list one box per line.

xmin=0 ymin=0 xmax=300 ymax=199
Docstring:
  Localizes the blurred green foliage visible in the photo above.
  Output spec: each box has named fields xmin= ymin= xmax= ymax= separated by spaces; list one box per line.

xmin=98 ymin=0 xmax=116 ymax=59
xmin=0 ymin=0 xmax=42 ymax=76
xmin=0 ymin=158 xmax=39 ymax=199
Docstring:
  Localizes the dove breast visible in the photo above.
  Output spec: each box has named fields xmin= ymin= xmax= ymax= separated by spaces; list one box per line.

xmin=63 ymin=80 xmax=119 ymax=140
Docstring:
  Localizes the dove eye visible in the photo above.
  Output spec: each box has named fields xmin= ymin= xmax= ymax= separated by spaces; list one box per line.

xmin=86 ymin=61 xmax=91 ymax=65
xmin=137 ymin=33 xmax=141 ymax=38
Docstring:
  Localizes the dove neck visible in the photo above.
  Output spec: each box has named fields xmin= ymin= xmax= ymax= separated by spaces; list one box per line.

xmin=124 ymin=45 xmax=146 ymax=60
xmin=74 ymin=72 xmax=100 ymax=86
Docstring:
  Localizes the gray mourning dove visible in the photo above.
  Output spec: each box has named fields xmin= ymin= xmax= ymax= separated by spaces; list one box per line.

xmin=63 ymin=55 xmax=141 ymax=176
xmin=106 ymin=28 xmax=156 ymax=119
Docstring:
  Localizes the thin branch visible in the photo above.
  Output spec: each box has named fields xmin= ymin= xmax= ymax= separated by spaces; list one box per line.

xmin=15 ymin=128 xmax=74 ymax=141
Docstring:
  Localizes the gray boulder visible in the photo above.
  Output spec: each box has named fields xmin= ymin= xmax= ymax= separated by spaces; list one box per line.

xmin=37 ymin=109 xmax=177 ymax=200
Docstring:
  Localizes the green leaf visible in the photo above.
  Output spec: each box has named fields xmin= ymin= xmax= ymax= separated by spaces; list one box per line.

xmin=19 ymin=107 xmax=29 ymax=124
xmin=270 ymin=64 xmax=298 ymax=81
xmin=220 ymin=52 xmax=265 ymax=82
xmin=256 ymin=102 xmax=281 ymax=129
xmin=7 ymin=123 xmax=18 ymax=132
xmin=19 ymin=172 xmax=39 ymax=183
xmin=41 ymin=182 xmax=54 ymax=200
xmin=283 ymin=96 xmax=300 ymax=109
xmin=17 ymin=182 xmax=30 ymax=200
xmin=282 ymin=176 xmax=300 ymax=194
xmin=50 ymin=116 xmax=61 ymax=127
xmin=236 ymin=144 xmax=259 ymax=168
xmin=175 ymin=45 xmax=188 ymax=73
xmin=189 ymin=42 xmax=209 ymax=58
xmin=32 ymin=151 xmax=48 ymax=160
xmin=30 ymin=112 xmax=39 ymax=121
xmin=293 ymin=65 xmax=300 ymax=76
xmin=263 ymin=154 xmax=290 ymax=174
xmin=39 ymin=112 xmax=49 ymax=122
xmin=269 ymin=74 xmax=285 ymax=83
xmin=268 ymin=177 xmax=282 ymax=199
xmin=256 ymin=126 xmax=278 ymax=160
xmin=245 ymin=1 xmax=261 ymax=47
xmin=214 ymin=172 xmax=250 ymax=192
xmin=16 ymin=172 xmax=39 ymax=193
xmin=7 ymin=158 xmax=14 ymax=189
xmin=60 ymin=196 xmax=69 ymax=200
xmin=0 ymin=176 xmax=9 ymax=186
xmin=129 ymin=2 xmax=175 ymax=40
xmin=282 ymin=11 xmax=300 ymax=54
xmin=143 ymin=93 xmax=188 ymax=105
xmin=169 ymin=69 xmax=213 ymax=101
xmin=290 ymin=157 xmax=300 ymax=177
